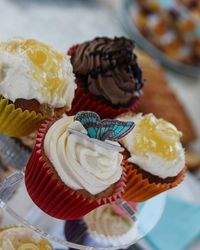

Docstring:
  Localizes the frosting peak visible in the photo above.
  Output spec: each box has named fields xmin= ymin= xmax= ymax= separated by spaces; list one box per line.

xmin=71 ymin=37 xmax=144 ymax=105
xmin=0 ymin=37 xmax=76 ymax=109
xmin=44 ymin=116 xmax=123 ymax=195
xmin=0 ymin=227 xmax=52 ymax=250
xmin=119 ymin=113 xmax=185 ymax=179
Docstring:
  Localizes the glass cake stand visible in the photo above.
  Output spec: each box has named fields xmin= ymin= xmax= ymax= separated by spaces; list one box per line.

xmin=0 ymin=135 xmax=166 ymax=250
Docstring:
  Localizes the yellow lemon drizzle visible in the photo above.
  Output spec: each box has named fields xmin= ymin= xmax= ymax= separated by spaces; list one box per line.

xmin=134 ymin=115 xmax=181 ymax=160
xmin=0 ymin=38 xmax=67 ymax=101
xmin=21 ymin=39 xmax=67 ymax=100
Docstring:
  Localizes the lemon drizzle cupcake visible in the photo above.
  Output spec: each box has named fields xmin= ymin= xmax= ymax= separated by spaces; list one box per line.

xmin=25 ymin=111 xmax=134 ymax=220
xmin=119 ymin=113 xmax=186 ymax=202
xmin=0 ymin=37 xmax=76 ymax=137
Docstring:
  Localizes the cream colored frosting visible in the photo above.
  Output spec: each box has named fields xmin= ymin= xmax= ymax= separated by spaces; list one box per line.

xmin=119 ymin=113 xmax=185 ymax=179
xmin=44 ymin=116 xmax=123 ymax=195
xmin=0 ymin=37 xmax=76 ymax=109
xmin=0 ymin=227 xmax=52 ymax=250
xmin=84 ymin=204 xmax=137 ymax=246
xmin=84 ymin=204 xmax=133 ymax=236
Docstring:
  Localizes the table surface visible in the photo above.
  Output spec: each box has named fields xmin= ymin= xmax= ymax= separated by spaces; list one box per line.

xmin=0 ymin=0 xmax=200 ymax=249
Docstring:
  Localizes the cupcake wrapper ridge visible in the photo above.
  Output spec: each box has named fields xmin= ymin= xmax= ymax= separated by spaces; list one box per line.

xmin=0 ymin=97 xmax=44 ymax=137
xmin=123 ymin=162 xmax=186 ymax=202
xmin=25 ymin=120 xmax=127 ymax=220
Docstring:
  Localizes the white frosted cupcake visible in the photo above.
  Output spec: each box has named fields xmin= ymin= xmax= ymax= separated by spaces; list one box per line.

xmin=25 ymin=111 xmax=133 ymax=220
xmin=0 ymin=37 xmax=76 ymax=137
xmin=119 ymin=113 xmax=186 ymax=202
xmin=83 ymin=202 xmax=137 ymax=246
xmin=0 ymin=226 xmax=52 ymax=249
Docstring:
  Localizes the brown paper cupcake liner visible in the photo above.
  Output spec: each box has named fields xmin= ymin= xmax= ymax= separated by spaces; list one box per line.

xmin=123 ymin=161 xmax=186 ymax=202
xmin=67 ymin=46 xmax=139 ymax=119
xmin=0 ymin=97 xmax=44 ymax=137
xmin=25 ymin=120 xmax=127 ymax=220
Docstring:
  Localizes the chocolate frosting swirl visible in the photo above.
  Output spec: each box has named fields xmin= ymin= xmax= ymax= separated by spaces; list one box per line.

xmin=71 ymin=37 xmax=144 ymax=106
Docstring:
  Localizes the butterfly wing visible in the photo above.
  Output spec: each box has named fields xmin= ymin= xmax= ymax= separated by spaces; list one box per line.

xmin=74 ymin=111 xmax=134 ymax=141
xmin=74 ymin=111 xmax=100 ymax=139
xmin=100 ymin=119 xmax=135 ymax=141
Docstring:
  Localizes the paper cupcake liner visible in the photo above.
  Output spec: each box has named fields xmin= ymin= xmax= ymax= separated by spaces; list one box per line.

xmin=67 ymin=46 xmax=139 ymax=119
xmin=0 ymin=97 xmax=44 ymax=137
xmin=64 ymin=217 xmax=138 ymax=248
xmin=123 ymin=162 xmax=186 ymax=202
xmin=25 ymin=120 xmax=127 ymax=220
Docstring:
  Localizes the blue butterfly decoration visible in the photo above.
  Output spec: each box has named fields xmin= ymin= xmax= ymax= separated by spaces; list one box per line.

xmin=74 ymin=111 xmax=135 ymax=141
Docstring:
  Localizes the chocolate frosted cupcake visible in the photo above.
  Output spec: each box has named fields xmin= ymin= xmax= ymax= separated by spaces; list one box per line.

xmin=119 ymin=113 xmax=186 ymax=202
xmin=0 ymin=37 xmax=76 ymax=137
xmin=68 ymin=37 xmax=144 ymax=119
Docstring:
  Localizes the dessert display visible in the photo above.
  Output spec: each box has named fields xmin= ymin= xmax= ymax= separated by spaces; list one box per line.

xmin=119 ymin=113 xmax=186 ymax=202
xmin=25 ymin=111 xmax=134 ymax=220
xmin=136 ymin=49 xmax=197 ymax=145
xmin=0 ymin=226 xmax=52 ymax=249
xmin=68 ymin=37 xmax=144 ymax=118
xmin=134 ymin=0 xmax=200 ymax=66
xmin=0 ymin=37 xmax=76 ymax=137
xmin=0 ymin=35 xmax=188 ymax=248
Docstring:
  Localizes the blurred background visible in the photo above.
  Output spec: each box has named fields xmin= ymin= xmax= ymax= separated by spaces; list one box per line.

xmin=0 ymin=0 xmax=200 ymax=250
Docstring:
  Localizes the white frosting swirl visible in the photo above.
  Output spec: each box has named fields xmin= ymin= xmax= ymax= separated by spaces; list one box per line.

xmin=0 ymin=37 xmax=76 ymax=109
xmin=0 ymin=227 xmax=52 ymax=250
xmin=84 ymin=204 xmax=134 ymax=236
xmin=44 ymin=116 xmax=123 ymax=195
xmin=83 ymin=204 xmax=137 ymax=246
xmin=119 ymin=114 xmax=185 ymax=179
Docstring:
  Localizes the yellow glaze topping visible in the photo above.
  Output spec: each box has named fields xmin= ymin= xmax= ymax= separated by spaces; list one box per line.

xmin=134 ymin=114 xmax=182 ymax=160
xmin=1 ymin=38 xmax=67 ymax=101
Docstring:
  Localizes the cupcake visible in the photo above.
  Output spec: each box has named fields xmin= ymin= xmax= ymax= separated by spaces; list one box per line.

xmin=64 ymin=202 xmax=137 ymax=248
xmin=67 ymin=37 xmax=144 ymax=119
xmin=0 ymin=37 xmax=76 ymax=137
xmin=0 ymin=226 xmax=52 ymax=249
xmin=25 ymin=111 xmax=134 ymax=220
xmin=119 ymin=113 xmax=186 ymax=202
xmin=83 ymin=202 xmax=137 ymax=246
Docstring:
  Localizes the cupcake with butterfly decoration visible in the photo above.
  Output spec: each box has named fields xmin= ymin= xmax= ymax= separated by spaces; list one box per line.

xmin=25 ymin=111 xmax=134 ymax=220
xmin=67 ymin=37 xmax=144 ymax=119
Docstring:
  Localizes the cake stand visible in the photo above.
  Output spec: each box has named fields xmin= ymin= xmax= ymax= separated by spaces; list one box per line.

xmin=0 ymin=134 xmax=166 ymax=249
